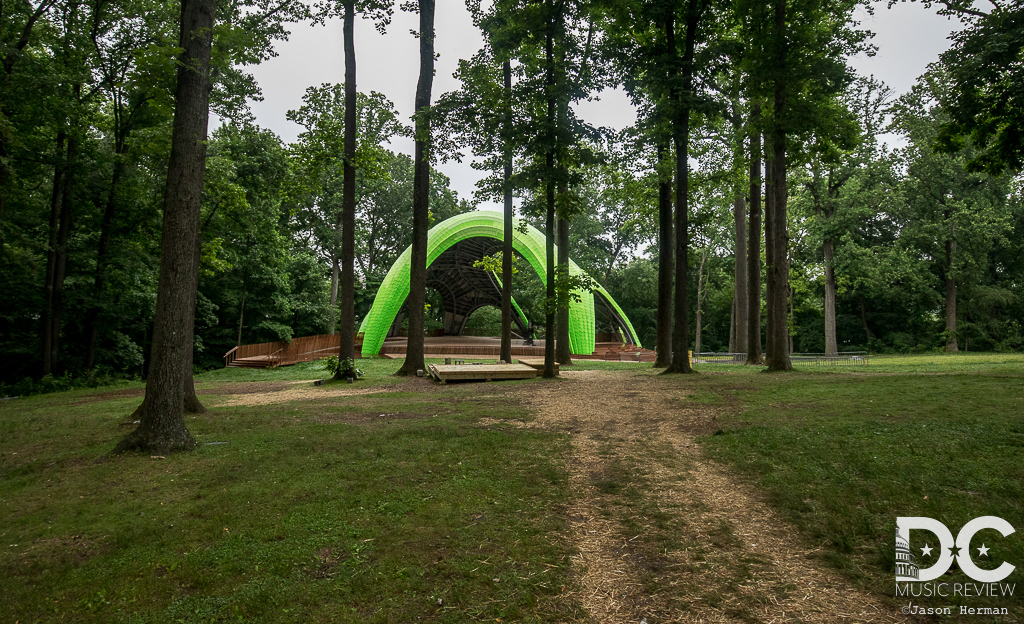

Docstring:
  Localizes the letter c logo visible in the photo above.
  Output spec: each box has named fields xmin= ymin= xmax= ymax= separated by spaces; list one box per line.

xmin=956 ymin=516 xmax=1015 ymax=583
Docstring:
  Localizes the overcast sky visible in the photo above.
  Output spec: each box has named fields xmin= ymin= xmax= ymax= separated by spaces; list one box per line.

xmin=243 ymin=2 xmax=965 ymax=211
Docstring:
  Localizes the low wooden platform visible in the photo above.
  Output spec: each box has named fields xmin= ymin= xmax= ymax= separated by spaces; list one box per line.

xmin=427 ymin=363 xmax=539 ymax=383
xmin=516 ymin=358 xmax=559 ymax=374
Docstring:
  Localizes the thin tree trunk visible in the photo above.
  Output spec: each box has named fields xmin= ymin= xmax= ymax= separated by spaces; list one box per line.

xmin=329 ymin=253 xmax=339 ymax=334
xmin=85 ymin=158 xmax=125 ymax=370
xmin=860 ymin=296 xmax=871 ymax=345
xmin=336 ymin=0 xmax=357 ymax=367
xmin=823 ymin=236 xmax=837 ymax=355
xmin=728 ymin=298 xmax=735 ymax=353
xmin=49 ymin=130 xmax=77 ymax=374
xmin=500 ymin=60 xmax=513 ymax=365
xmin=41 ymin=130 xmax=67 ymax=377
xmin=655 ymin=138 xmax=673 ymax=367
xmin=763 ymin=142 xmax=774 ymax=364
xmin=746 ymin=106 xmax=763 ymax=365
xmin=732 ymin=147 xmax=748 ymax=355
xmin=944 ymin=238 xmax=958 ymax=351
xmin=396 ymin=0 xmax=434 ymax=376
xmin=789 ymin=282 xmax=795 ymax=354
xmin=236 ymin=285 xmax=246 ymax=347
xmin=114 ymin=0 xmax=216 ymax=454
xmin=556 ymin=214 xmax=572 ymax=364
xmin=695 ymin=246 xmax=709 ymax=355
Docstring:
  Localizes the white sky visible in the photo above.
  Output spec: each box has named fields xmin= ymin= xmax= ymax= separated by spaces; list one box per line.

xmin=242 ymin=2 xmax=965 ymax=211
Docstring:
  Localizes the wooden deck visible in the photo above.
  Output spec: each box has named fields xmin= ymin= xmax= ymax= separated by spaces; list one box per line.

xmin=516 ymin=358 xmax=559 ymax=374
xmin=226 ymin=334 xmax=658 ymax=369
xmin=427 ymin=363 xmax=539 ymax=383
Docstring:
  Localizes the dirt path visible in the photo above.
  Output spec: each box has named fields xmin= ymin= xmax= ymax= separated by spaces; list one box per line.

xmin=526 ymin=369 xmax=908 ymax=624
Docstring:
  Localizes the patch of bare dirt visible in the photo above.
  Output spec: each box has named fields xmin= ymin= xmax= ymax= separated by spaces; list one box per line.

xmin=520 ymin=369 xmax=908 ymax=624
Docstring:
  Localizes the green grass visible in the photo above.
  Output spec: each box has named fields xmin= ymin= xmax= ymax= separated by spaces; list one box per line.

xmin=691 ymin=355 xmax=1024 ymax=619
xmin=0 ymin=370 xmax=575 ymax=623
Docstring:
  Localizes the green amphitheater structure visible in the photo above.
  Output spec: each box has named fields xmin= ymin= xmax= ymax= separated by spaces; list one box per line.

xmin=357 ymin=211 xmax=641 ymax=356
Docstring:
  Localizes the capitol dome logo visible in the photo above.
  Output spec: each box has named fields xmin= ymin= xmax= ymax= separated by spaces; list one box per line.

xmin=895 ymin=525 xmax=920 ymax=581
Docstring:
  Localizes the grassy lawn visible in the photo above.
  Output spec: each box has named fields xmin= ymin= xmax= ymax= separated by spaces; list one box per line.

xmin=692 ymin=353 xmax=1024 ymax=618
xmin=0 ymin=363 xmax=575 ymax=623
xmin=4 ymin=352 xmax=1023 ymax=622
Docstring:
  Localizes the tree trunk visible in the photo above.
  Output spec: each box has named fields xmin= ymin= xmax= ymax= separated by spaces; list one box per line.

xmin=329 ymin=253 xmax=339 ymax=334
xmin=695 ymin=246 xmax=709 ymax=355
xmin=41 ymin=130 xmax=67 ymax=377
xmin=48 ymin=130 xmax=77 ymax=375
xmin=336 ymin=0 xmax=357 ymax=368
xmin=944 ymin=238 xmax=958 ymax=351
xmin=114 ymin=0 xmax=216 ymax=454
xmin=789 ymin=282 xmax=795 ymax=354
xmin=654 ymin=138 xmax=673 ymax=367
xmin=746 ymin=106 xmax=763 ymax=365
xmin=860 ymin=296 xmax=871 ymax=345
xmin=763 ymin=144 xmax=774 ymax=363
xmin=236 ymin=286 xmax=246 ymax=347
xmin=732 ymin=137 xmax=748 ymax=355
xmin=396 ymin=0 xmax=434 ymax=376
xmin=728 ymin=297 xmax=735 ymax=353
xmin=85 ymin=158 xmax=125 ymax=370
xmin=663 ymin=6 xmax=696 ymax=375
xmin=541 ymin=1 xmax=558 ymax=379
xmin=765 ymin=0 xmax=792 ymax=372
xmin=823 ymin=236 xmax=837 ymax=355
xmin=556 ymin=214 xmax=572 ymax=365
xmin=500 ymin=60 xmax=514 ymax=365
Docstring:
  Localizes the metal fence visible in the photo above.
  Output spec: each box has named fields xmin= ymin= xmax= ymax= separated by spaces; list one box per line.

xmin=693 ymin=351 xmax=869 ymax=366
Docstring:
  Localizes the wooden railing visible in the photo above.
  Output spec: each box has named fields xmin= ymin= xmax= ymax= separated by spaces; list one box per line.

xmin=224 ymin=334 xmax=363 ymax=368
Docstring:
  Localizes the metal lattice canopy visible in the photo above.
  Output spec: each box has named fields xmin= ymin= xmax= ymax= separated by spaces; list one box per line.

xmin=357 ymin=211 xmax=640 ymax=355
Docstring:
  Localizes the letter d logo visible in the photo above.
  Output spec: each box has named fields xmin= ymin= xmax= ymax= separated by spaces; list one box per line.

xmin=897 ymin=517 xmax=954 ymax=582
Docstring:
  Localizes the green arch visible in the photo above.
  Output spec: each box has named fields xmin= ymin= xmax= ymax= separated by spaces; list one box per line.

xmin=357 ymin=211 xmax=640 ymax=355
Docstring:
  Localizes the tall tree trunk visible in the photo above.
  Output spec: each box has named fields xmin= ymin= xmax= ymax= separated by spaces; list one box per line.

xmin=556 ymin=214 xmax=573 ymax=364
xmin=663 ymin=5 xmax=696 ymax=375
xmin=732 ymin=131 xmax=748 ymax=355
xmin=500 ymin=60 xmax=514 ymax=365
xmin=944 ymin=237 xmax=958 ymax=351
xmin=746 ymin=106 xmax=763 ymax=365
xmin=860 ymin=296 xmax=871 ymax=345
xmin=732 ymin=193 xmax=748 ymax=354
xmin=85 ymin=158 xmax=125 ymax=370
xmin=823 ymin=236 xmax=837 ymax=355
xmin=695 ymin=245 xmax=709 ymax=355
xmin=765 ymin=0 xmax=792 ymax=372
xmin=49 ymin=130 xmax=77 ymax=374
xmin=396 ymin=0 xmax=434 ymax=376
xmin=542 ymin=2 xmax=557 ymax=379
xmin=114 ymin=0 xmax=216 ymax=454
xmin=41 ymin=130 xmax=67 ymax=377
xmin=236 ymin=284 xmax=247 ymax=347
xmin=763 ymin=140 xmax=774 ymax=363
xmin=329 ymin=252 xmax=339 ymax=334
xmin=789 ymin=282 xmax=795 ymax=354
xmin=654 ymin=138 xmax=673 ymax=367
xmin=336 ymin=0 xmax=357 ymax=368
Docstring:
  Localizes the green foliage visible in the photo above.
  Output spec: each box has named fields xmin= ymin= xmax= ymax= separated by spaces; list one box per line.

xmin=319 ymin=356 xmax=364 ymax=381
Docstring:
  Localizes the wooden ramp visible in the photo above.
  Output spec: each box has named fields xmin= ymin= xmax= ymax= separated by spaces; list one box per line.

xmin=427 ymin=363 xmax=539 ymax=383
xmin=516 ymin=358 xmax=559 ymax=374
